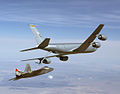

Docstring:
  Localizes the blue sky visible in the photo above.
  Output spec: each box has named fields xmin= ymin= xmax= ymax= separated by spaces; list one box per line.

xmin=0 ymin=0 xmax=120 ymax=40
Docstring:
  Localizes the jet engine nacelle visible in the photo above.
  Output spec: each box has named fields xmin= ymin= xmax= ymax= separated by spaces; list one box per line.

xmin=92 ymin=42 xmax=101 ymax=48
xmin=59 ymin=56 xmax=68 ymax=61
xmin=42 ymin=59 xmax=51 ymax=64
xmin=98 ymin=34 xmax=107 ymax=41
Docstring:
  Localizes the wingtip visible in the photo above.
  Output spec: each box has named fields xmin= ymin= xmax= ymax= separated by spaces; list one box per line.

xmin=100 ymin=24 xmax=104 ymax=26
xmin=19 ymin=59 xmax=25 ymax=62
xmin=9 ymin=78 xmax=14 ymax=81
xmin=20 ymin=50 xmax=23 ymax=52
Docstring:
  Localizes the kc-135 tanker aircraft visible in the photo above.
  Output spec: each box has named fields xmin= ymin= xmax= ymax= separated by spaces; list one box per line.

xmin=10 ymin=24 xmax=107 ymax=81
xmin=21 ymin=24 xmax=107 ymax=65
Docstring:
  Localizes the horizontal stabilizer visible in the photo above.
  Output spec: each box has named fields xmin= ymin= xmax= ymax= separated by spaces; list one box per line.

xmin=20 ymin=47 xmax=38 ymax=52
xmin=20 ymin=38 xmax=50 ymax=52
xmin=38 ymin=38 xmax=50 ymax=49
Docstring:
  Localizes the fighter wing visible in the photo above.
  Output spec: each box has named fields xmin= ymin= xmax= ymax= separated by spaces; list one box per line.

xmin=21 ymin=54 xmax=67 ymax=61
xmin=9 ymin=78 xmax=19 ymax=81
xmin=73 ymin=24 xmax=104 ymax=52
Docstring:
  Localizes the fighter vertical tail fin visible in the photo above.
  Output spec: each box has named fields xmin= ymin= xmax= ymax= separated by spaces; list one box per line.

xmin=24 ymin=64 xmax=31 ymax=73
xmin=29 ymin=25 xmax=44 ymax=45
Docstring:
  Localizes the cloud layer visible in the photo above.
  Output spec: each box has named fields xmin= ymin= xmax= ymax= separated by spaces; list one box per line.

xmin=0 ymin=0 xmax=120 ymax=28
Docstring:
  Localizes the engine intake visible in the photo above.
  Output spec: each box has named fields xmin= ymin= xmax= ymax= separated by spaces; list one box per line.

xmin=92 ymin=42 xmax=101 ymax=48
xmin=42 ymin=59 xmax=51 ymax=64
xmin=98 ymin=34 xmax=107 ymax=41
xmin=59 ymin=56 xmax=68 ymax=61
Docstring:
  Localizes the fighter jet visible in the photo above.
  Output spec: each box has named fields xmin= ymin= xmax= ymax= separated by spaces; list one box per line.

xmin=9 ymin=64 xmax=54 ymax=81
xmin=21 ymin=24 xmax=107 ymax=64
